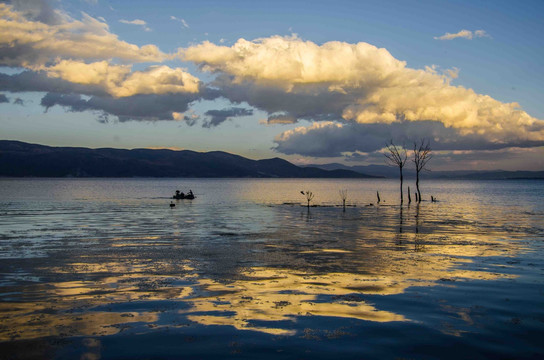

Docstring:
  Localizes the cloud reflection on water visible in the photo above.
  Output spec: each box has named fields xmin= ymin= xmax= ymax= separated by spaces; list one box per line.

xmin=0 ymin=202 xmax=523 ymax=341
xmin=1 ymin=179 xmax=540 ymax=344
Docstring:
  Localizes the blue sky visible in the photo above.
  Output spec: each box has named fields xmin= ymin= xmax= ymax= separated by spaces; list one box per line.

xmin=1 ymin=0 xmax=543 ymax=170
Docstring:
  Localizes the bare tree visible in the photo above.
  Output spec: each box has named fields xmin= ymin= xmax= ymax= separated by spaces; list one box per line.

xmin=413 ymin=139 xmax=432 ymax=203
xmin=384 ymin=140 xmax=408 ymax=204
xmin=339 ymin=189 xmax=348 ymax=211
xmin=301 ymin=190 xmax=315 ymax=208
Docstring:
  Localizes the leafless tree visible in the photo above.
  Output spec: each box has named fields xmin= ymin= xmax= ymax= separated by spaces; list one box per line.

xmin=384 ymin=140 xmax=408 ymax=204
xmin=301 ymin=190 xmax=314 ymax=208
xmin=413 ymin=139 xmax=432 ymax=203
xmin=339 ymin=189 xmax=348 ymax=211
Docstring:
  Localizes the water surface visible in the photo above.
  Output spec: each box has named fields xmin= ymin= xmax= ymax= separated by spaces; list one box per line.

xmin=0 ymin=178 xmax=543 ymax=359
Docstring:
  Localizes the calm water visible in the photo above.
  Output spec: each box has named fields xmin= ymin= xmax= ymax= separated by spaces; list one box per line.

xmin=0 ymin=178 xmax=543 ymax=359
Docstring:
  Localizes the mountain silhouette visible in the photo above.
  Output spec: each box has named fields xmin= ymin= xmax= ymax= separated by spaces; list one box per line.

xmin=0 ymin=140 xmax=378 ymax=178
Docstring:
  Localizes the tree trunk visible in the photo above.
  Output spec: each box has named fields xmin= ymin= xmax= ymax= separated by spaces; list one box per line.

xmin=416 ymin=170 xmax=421 ymax=203
xmin=399 ymin=167 xmax=404 ymax=204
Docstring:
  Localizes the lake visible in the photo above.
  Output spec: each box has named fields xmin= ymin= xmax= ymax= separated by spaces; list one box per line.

xmin=0 ymin=178 xmax=543 ymax=359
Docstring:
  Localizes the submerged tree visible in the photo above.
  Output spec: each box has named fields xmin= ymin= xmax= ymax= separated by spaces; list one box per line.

xmin=413 ymin=139 xmax=432 ymax=203
xmin=384 ymin=140 xmax=408 ymax=204
xmin=339 ymin=189 xmax=348 ymax=211
xmin=301 ymin=190 xmax=315 ymax=208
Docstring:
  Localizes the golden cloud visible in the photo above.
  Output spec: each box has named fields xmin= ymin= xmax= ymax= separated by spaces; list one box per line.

xmin=0 ymin=4 xmax=164 ymax=66
xmin=183 ymin=36 xmax=544 ymax=144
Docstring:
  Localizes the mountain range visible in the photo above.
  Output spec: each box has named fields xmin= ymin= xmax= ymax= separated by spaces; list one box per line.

xmin=303 ymin=163 xmax=544 ymax=180
xmin=0 ymin=140 xmax=376 ymax=178
xmin=1 ymin=140 xmax=542 ymax=179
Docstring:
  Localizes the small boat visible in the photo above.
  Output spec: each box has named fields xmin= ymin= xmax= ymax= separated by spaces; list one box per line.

xmin=173 ymin=190 xmax=195 ymax=200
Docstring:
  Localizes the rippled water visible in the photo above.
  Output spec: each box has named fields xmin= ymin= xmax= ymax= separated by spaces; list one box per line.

xmin=0 ymin=178 xmax=543 ymax=359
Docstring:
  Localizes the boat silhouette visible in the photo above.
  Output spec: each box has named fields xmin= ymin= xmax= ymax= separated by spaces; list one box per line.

xmin=173 ymin=189 xmax=195 ymax=200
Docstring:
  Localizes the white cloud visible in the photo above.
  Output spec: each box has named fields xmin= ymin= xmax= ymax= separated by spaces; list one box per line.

xmin=434 ymin=29 xmax=489 ymax=40
xmin=120 ymin=19 xmax=145 ymax=26
xmin=119 ymin=18 xmax=151 ymax=31
xmin=182 ymin=35 xmax=544 ymax=146
xmin=0 ymin=3 xmax=164 ymax=67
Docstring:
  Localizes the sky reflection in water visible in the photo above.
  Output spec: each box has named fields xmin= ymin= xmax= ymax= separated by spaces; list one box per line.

xmin=0 ymin=179 xmax=542 ymax=357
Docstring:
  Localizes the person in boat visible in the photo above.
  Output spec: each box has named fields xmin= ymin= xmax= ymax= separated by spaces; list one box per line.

xmin=173 ymin=190 xmax=185 ymax=199
xmin=185 ymin=190 xmax=194 ymax=199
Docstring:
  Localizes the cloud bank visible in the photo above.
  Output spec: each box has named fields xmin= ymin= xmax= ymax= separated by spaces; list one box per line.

xmin=182 ymin=35 xmax=544 ymax=154
xmin=0 ymin=2 xmax=199 ymax=98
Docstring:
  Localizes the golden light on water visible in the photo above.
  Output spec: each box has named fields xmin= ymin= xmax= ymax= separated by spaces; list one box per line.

xmin=0 ymin=179 xmax=539 ymax=347
xmin=0 ymin=236 xmax=517 ymax=340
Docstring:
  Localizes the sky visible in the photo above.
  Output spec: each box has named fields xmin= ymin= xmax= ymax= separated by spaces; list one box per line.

xmin=1 ymin=0 xmax=543 ymax=171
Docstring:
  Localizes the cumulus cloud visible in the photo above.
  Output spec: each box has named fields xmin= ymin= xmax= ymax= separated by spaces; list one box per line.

xmin=119 ymin=18 xmax=151 ymax=32
xmin=41 ymin=60 xmax=201 ymax=97
xmin=8 ymin=0 xmax=66 ymax=26
xmin=0 ymin=68 xmax=221 ymax=122
xmin=203 ymin=107 xmax=253 ymax=128
xmin=274 ymin=121 xmax=544 ymax=158
xmin=182 ymin=35 xmax=544 ymax=153
xmin=209 ymin=73 xmax=348 ymax=123
xmin=434 ymin=29 xmax=489 ymax=40
xmin=0 ymin=3 xmax=203 ymax=99
xmin=0 ymin=3 xmax=165 ymax=67
xmin=1 ymin=1 xmax=541 ymax=166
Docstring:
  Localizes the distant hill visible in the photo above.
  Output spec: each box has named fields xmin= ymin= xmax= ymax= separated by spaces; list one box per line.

xmin=0 ymin=140 xmax=378 ymax=178
xmin=304 ymin=163 xmax=544 ymax=180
